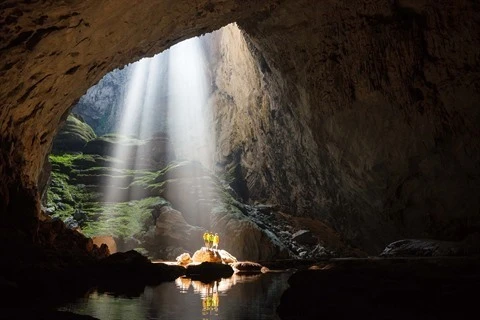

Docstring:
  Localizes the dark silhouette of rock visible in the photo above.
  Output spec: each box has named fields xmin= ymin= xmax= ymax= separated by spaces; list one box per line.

xmin=277 ymin=257 xmax=480 ymax=320
xmin=185 ymin=262 xmax=234 ymax=282
xmin=380 ymin=237 xmax=480 ymax=257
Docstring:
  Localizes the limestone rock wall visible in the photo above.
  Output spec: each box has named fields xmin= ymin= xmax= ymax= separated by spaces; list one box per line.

xmin=219 ymin=0 xmax=479 ymax=252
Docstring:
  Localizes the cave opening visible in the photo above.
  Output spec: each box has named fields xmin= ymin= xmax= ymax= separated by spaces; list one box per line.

xmin=46 ymin=25 xmax=232 ymax=258
xmin=1 ymin=1 xmax=479 ymax=319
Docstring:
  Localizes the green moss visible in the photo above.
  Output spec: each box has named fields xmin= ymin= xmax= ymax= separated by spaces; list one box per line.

xmin=81 ymin=197 xmax=163 ymax=238
xmin=52 ymin=114 xmax=96 ymax=153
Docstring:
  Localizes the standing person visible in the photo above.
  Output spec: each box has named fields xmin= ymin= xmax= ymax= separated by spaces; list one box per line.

xmin=203 ymin=231 xmax=209 ymax=249
xmin=208 ymin=232 xmax=214 ymax=250
xmin=213 ymin=233 xmax=219 ymax=250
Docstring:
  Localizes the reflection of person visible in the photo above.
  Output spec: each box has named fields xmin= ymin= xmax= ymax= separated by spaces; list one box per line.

xmin=213 ymin=233 xmax=219 ymax=250
xmin=203 ymin=231 xmax=209 ymax=248
xmin=212 ymin=292 xmax=219 ymax=312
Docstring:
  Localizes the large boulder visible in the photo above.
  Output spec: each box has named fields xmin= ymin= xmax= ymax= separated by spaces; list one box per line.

xmin=176 ymin=253 xmax=193 ymax=266
xmin=218 ymin=249 xmax=238 ymax=264
xmin=191 ymin=248 xmax=223 ymax=263
xmin=185 ymin=262 xmax=234 ymax=281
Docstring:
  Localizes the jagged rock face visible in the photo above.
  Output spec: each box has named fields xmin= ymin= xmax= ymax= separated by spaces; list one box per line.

xmin=1 ymin=0 xmax=479 ymax=254
xmin=209 ymin=1 xmax=480 ymax=252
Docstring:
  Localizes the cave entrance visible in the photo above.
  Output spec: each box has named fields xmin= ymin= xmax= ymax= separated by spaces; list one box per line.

xmin=45 ymin=25 xmax=233 ymax=258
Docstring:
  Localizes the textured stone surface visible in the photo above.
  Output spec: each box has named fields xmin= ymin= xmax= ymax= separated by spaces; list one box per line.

xmin=191 ymin=248 xmax=223 ymax=263
xmin=0 ymin=0 xmax=479 ymax=255
xmin=210 ymin=2 xmax=480 ymax=252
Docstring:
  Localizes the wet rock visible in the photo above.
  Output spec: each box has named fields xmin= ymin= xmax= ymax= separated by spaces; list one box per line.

xmin=97 ymin=250 xmax=186 ymax=289
xmin=185 ymin=262 xmax=234 ymax=281
xmin=230 ymin=261 xmax=264 ymax=273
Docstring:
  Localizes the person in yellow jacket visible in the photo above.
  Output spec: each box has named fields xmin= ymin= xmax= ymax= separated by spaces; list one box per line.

xmin=208 ymin=232 xmax=214 ymax=249
xmin=203 ymin=231 xmax=210 ymax=249
xmin=213 ymin=233 xmax=219 ymax=250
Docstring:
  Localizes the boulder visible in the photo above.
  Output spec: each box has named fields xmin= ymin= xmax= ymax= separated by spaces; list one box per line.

xmin=92 ymin=236 xmax=117 ymax=254
xmin=292 ymin=230 xmax=317 ymax=245
xmin=176 ymin=253 xmax=193 ymax=266
xmin=186 ymin=262 xmax=234 ymax=281
xmin=191 ymin=248 xmax=223 ymax=263
xmin=218 ymin=249 xmax=237 ymax=264
xmin=230 ymin=261 xmax=264 ymax=273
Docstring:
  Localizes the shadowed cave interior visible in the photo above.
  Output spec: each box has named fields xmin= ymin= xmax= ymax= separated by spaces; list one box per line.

xmin=0 ymin=1 xmax=479 ymax=319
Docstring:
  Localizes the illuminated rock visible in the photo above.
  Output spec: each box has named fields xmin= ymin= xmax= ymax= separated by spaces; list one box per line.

xmin=192 ymin=248 xmax=223 ymax=263
xmin=92 ymin=235 xmax=117 ymax=254
xmin=218 ymin=249 xmax=237 ymax=264
xmin=176 ymin=252 xmax=193 ymax=266
xmin=230 ymin=261 xmax=264 ymax=273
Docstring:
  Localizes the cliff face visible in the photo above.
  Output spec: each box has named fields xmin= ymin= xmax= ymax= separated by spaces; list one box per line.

xmin=0 ymin=0 xmax=479 ymax=253
xmin=209 ymin=2 xmax=480 ymax=251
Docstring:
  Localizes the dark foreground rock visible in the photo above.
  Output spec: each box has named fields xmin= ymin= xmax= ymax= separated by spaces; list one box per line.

xmin=95 ymin=250 xmax=186 ymax=296
xmin=185 ymin=262 xmax=234 ymax=282
xmin=380 ymin=236 xmax=480 ymax=257
xmin=0 ymin=241 xmax=185 ymax=317
xmin=277 ymin=257 xmax=480 ymax=320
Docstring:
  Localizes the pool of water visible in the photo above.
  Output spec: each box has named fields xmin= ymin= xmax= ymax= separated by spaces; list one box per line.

xmin=58 ymin=271 xmax=293 ymax=320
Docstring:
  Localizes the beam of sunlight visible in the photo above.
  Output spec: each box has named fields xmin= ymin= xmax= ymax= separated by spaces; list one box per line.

xmin=101 ymin=35 xmax=217 ymax=237
xmin=167 ymin=37 xmax=214 ymax=168
xmin=103 ymin=58 xmax=152 ymax=204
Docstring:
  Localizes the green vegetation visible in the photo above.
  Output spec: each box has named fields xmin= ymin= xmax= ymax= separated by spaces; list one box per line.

xmin=81 ymin=197 xmax=167 ymax=238
xmin=52 ymin=114 xmax=96 ymax=153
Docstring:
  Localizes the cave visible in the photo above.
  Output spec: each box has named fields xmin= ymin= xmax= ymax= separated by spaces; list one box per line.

xmin=1 ymin=1 xmax=479 ymax=319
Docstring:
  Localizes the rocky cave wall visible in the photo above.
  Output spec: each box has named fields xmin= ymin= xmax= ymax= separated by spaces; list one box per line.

xmin=208 ymin=1 xmax=480 ymax=252
xmin=1 ymin=0 xmax=479 ymax=253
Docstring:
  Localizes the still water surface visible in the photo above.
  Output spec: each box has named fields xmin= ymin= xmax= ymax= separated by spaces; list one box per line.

xmin=59 ymin=271 xmax=292 ymax=320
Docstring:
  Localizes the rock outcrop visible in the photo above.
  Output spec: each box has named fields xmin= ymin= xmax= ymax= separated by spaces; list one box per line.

xmin=52 ymin=114 xmax=96 ymax=153
xmin=380 ymin=236 xmax=480 ymax=257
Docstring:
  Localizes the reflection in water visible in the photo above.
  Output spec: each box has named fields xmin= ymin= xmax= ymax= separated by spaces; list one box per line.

xmin=59 ymin=272 xmax=292 ymax=320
